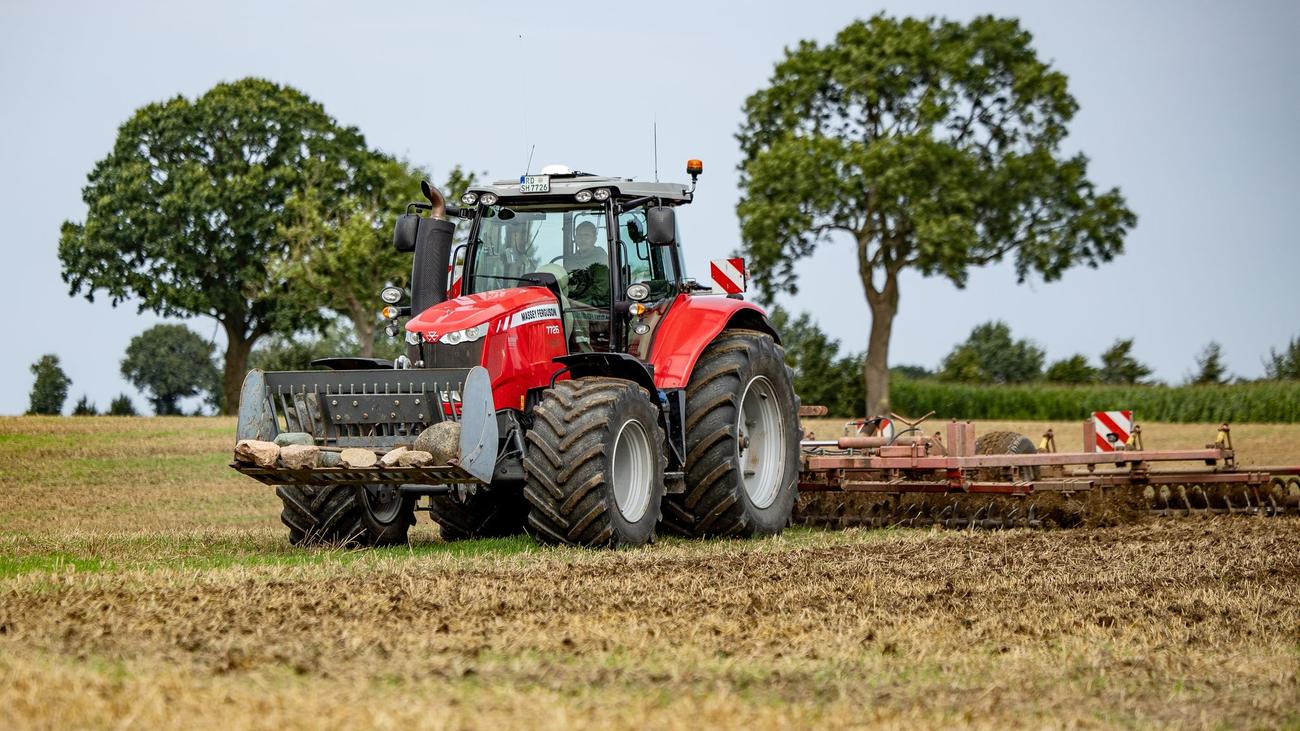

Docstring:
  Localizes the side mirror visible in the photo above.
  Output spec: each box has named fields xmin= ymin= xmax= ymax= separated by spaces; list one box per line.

xmin=393 ymin=213 xmax=419 ymax=252
xmin=646 ymin=206 xmax=676 ymax=246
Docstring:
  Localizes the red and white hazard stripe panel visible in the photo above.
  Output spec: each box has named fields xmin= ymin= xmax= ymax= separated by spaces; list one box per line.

xmin=710 ymin=258 xmax=747 ymax=294
xmin=1092 ymin=410 xmax=1133 ymax=451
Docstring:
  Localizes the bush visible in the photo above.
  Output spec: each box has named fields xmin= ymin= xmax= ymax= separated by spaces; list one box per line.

xmin=107 ymin=394 xmax=138 ymax=416
xmin=72 ymin=396 xmax=98 ymax=416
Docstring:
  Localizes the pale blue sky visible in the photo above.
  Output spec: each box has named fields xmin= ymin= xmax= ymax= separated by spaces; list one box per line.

xmin=2 ymin=0 xmax=1297 ymax=413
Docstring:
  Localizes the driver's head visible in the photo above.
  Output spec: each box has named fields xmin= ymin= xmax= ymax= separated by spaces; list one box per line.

xmin=575 ymin=221 xmax=598 ymax=250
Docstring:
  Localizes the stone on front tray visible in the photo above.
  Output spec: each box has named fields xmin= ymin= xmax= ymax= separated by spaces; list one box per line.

xmin=318 ymin=451 xmax=342 ymax=467
xmin=273 ymin=432 xmax=314 ymax=447
xmin=397 ymin=450 xmax=434 ymax=467
xmin=234 ymin=439 xmax=279 ymax=467
xmin=278 ymin=444 xmax=320 ymax=469
xmin=414 ymin=422 xmax=460 ymax=465
xmin=379 ymin=446 xmax=409 ymax=467
xmin=339 ymin=447 xmax=377 ymax=468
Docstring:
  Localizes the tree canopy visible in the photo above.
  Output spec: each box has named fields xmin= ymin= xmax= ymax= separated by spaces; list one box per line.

xmin=1190 ymin=341 xmax=1229 ymax=385
xmin=737 ymin=14 xmax=1135 ymax=415
xmin=58 ymin=78 xmax=375 ymax=412
xmin=1099 ymin=338 xmax=1153 ymax=385
xmin=277 ymin=159 xmax=476 ymax=356
xmin=27 ymin=355 xmax=71 ymax=415
xmin=1264 ymin=336 xmax=1300 ymax=380
xmin=1044 ymin=354 xmax=1099 ymax=384
xmin=938 ymin=321 xmax=1044 ymax=384
xmin=121 ymin=324 xmax=220 ymax=415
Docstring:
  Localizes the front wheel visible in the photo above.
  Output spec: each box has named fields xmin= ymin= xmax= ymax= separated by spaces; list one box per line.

xmin=662 ymin=330 xmax=802 ymax=538
xmin=523 ymin=377 xmax=667 ymax=547
xmin=275 ymin=484 xmax=414 ymax=547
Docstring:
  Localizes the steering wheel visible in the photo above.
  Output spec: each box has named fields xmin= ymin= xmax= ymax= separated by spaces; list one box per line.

xmin=568 ymin=268 xmax=593 ymax=296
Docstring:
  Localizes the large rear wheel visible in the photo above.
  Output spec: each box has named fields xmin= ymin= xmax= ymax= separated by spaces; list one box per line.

xmin=523 ymin=377 xmax=667 ymax=547
xmin=662 ymin=330 xmax=801 ymax=538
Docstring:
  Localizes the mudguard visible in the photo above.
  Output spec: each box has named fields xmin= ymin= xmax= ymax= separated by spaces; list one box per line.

xmin=648 ymin=295 xmax=781 ymax=389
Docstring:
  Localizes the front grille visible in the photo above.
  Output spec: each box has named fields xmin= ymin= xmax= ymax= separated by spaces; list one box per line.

xmin=259 ymin=368 xmax=471 ymax=448
xmin=423 ymin=341 xmax=484 ymax=369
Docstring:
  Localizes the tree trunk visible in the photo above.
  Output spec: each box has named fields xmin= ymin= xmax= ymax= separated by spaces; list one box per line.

xmin=220 ymin=322 xmax=256 ymax=416
xmin=353 ymin=312 xmax=375 ymax=358
xmin=861 ymin=270 xmax=900 ymax=418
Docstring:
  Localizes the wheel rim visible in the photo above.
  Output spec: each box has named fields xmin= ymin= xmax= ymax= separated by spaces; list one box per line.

xmin=738 ymin=376 xmax=785 ymax=509
xmin=611 ymin=418 xmax=653 ymax=523
xmin=361 ymin=485 xmax=404 ymax=524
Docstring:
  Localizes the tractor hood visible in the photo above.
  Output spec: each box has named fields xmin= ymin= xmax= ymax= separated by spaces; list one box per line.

xmin=405 ymin=286 xmax=558 ymax=342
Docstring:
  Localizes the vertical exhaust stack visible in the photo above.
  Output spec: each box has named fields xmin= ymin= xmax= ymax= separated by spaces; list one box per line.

xmin=411 ymin=182 xmax=456 ymax=316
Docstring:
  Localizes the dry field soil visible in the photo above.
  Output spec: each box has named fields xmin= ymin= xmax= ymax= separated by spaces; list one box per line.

xmin=1 ymin=416 xmax=1298 ymax=729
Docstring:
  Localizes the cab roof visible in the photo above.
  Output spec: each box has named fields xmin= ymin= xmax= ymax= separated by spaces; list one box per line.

xmin=468 ymin=172 xmax=693 ymax=204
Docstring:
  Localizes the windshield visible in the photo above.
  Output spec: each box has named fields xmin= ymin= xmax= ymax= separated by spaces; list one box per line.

xmin=465 ymin=204 xmax=608 ymax=294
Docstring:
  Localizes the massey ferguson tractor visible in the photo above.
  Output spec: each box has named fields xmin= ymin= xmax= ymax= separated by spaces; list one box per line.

xmin=233 ymin=162 xmax=803 ymax=548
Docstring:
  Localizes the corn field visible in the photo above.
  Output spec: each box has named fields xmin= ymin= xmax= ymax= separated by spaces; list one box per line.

xmin=889 ymin=379 xmax=1300 ymax=423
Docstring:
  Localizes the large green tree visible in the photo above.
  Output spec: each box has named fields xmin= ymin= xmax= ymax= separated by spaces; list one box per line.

xmin=737 ymin=14 xmax=1136 ymax=415
xmin=121 ymin=324 xmax=221 ymax=415
xmin=277 ymin=159 xmax=476 ymax=356
xmin=59 ymin=78 xmax=373 ymax=412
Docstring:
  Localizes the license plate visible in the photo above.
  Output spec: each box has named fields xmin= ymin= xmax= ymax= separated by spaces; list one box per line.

xmin=519 ymin=174 xmax=550 ymax=193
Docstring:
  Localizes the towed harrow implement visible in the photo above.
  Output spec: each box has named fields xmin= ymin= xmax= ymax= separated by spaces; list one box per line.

xmin=794 ymin=412 xmax=1300 ymax=529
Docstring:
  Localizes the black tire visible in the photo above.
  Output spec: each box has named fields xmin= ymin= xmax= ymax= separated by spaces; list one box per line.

xmin=428 ymin=488 xmax=529 ymax=541
xmin=523 ymin=377 xmax=667 ymax=547
xmin=662 ymin=330 xmax=802 ymax=538
xmin=974 ymin=431 xmax=1038 ymax=481
xmin=275 ymin=484 xmax=415 ymax=547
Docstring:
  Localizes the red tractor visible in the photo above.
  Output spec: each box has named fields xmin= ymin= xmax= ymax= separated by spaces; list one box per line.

xmin=232 ymin=162 xmax=802 ymax=548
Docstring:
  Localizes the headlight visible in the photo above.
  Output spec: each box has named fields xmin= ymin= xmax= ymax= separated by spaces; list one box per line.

xmin=592 ymin=188 xmax=611 ymax=201
xmin=461 ymin=192 xmax=479 ymax=206
xmin=626 ymin=283 xmax=650 ymax=301
xmin=405 ymin=330 xmax=421 ymax=345
xmin=380 ymin=286 xmax=403 ymax=304
xmin=438 ymin=322 xmax=489 ymax=345
xmin=480 ymin=192 xmax=499 ymax=206
xmin=574 ymin=190 xmax=593 ymax=203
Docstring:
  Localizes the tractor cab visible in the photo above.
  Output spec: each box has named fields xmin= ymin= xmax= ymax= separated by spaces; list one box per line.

xmin=454 ymin=164 xmax=698 ymax=359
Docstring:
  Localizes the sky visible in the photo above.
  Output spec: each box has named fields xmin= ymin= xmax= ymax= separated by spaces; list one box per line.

xmin=1 ymin=0 xmax=1297 ymax=414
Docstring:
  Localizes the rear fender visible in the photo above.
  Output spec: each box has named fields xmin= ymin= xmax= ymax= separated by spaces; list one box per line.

xmin=647 ymin=295 xmax=781 ymax=390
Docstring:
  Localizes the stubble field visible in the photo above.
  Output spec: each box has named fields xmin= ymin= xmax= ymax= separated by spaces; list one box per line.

xmin=1 ymin=416 xmax=1297 ymax=729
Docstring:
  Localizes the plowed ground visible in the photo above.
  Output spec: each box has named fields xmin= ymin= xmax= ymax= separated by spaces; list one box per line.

xmin=1 ymin=417 xmax=1298 ymax=729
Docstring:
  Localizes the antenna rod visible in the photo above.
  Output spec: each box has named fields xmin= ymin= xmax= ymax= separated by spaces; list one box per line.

xmin=653 ymin=121 xmax=659 ymax=183
xmin=523 ymin=144 xmax=535 ymax=178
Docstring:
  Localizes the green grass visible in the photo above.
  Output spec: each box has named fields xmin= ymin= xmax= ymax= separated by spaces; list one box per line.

xmin=0 ymin=532 xmax=541 ymax=578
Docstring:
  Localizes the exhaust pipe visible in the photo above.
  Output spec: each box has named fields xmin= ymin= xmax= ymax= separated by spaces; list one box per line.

xmin=411 ymin=182 xmax=455 ymax=316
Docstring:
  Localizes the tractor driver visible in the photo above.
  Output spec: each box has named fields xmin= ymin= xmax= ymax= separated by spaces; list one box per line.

xmin=567 ymin=221 xmax=610 ymax=305
xmin=570 ymin=221 xmax=607 ymax=269
xmin=566 ymin=220 xmax=611 ymax=351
